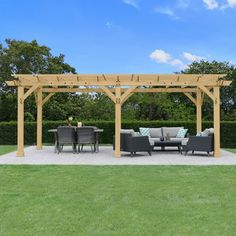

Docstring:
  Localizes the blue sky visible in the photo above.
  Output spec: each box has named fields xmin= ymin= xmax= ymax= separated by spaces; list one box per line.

xmin=0 ymin=0 xmax=236 ymax=73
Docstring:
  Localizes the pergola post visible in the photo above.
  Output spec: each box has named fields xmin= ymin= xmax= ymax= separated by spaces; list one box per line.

xmin=196 ymin=88 xmax=202 ymax=133
xmin=17 ymin=86 xmax=25 ymax=157
xmin=213 ymin=86 xmax=220 ymax=157
xmin=115 ymin=86 xmax=121 ymax=157
xmin=36 ymin=87 xmax=43 ymax=150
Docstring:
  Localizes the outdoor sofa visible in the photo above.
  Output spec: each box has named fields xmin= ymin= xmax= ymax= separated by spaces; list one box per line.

xmin=139 ymin=127 xmax=189 ymax=150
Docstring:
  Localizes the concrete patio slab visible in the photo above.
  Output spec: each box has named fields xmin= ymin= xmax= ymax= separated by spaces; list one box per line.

xmin=1 ymin=146 xmax=236 ymax=165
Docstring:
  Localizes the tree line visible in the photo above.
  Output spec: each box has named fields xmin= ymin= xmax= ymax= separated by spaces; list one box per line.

xmin=0 ymin=39 xmax=236 ymax=122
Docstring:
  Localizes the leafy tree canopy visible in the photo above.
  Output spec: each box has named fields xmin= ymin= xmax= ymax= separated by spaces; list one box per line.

xmin=182 ymin=60 xmax=236 ymax=113
xmin=0 ymin=39 xmax=236 ymax=122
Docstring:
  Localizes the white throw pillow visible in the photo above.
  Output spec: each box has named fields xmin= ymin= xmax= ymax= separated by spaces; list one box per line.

xmin=176 ymin=128 xmax=188 ymax=138
xmin=139 ymin=127 xmax=150 ymax=137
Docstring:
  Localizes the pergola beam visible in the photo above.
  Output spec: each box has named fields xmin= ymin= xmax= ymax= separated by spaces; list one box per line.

xmin=41 ymin=88 xmax=198 ymax=93
xmin=23 ymin=84 xmax=39 ymax=100
xmin=42 ymin=93 xmax=55 ymax=105
xmin=199 ymin=86 xmax=214 ymax=101
xmin=8 ymin=74 xmax=229 ymax=87
xmin=183 ymin=93 xmax=197 ymax=105
xmin=121 ymin=86 xmax=137 ymax=104
xmin=100 ymin=86 xmax=116 ymax=103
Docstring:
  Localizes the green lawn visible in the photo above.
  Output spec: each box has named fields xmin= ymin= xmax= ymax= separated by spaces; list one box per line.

xmin=225 ymin=149 xmax=236 ymax=154
xmin=0 ymin=145 xmax=16 ymax=155
xmin=0 ymin=166 xmax=236 ymax=236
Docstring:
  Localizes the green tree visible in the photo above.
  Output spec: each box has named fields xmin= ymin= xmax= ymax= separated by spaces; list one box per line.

xmin=182 ymin=60 xmax=236 ymax=120
xmin=0 ymin=39 xmax=76 ymax=121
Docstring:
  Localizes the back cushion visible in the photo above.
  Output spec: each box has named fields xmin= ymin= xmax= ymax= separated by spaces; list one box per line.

xmin=139 ymin=127 xmax=150 ymax=137
xmin=162 ymin=127 xmax=184 ymax=138
xmin=120 ymin=129 xmax=135 ymax=136
xmin=202 ymin=129 xmax=211 ymax=136
xmin=149 ymin=128 xmax=162 ymax=138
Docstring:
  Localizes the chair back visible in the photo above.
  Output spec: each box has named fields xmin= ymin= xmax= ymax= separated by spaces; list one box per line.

xmin=76 ymin=127 xmax=95 ymax=143
xmin=57 ymin=126 xmax=76 ymax=144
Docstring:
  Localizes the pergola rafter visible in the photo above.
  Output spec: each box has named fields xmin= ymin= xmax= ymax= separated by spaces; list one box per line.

xmin=6 ymin=73 xmax=231 ymax=158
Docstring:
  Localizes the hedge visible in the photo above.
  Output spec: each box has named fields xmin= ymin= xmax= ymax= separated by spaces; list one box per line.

xmin=0 ymin=120 xmax=235 ymax=148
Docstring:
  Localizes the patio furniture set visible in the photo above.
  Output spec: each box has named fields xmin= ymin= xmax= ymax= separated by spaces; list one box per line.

xmin=118 ymin=127 xmax=214 ymax=157
xmin=49 ymin=126 xmax=214 ymax=157
xmin=48 ymin=126 xmax=103 ymax=154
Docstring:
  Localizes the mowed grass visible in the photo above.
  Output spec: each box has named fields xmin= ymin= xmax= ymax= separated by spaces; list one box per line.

xmin=0 ymin=145 xmax=16 ymax=155
xmin=225 ymin=149 xmax=236 ymax=154
xmin=0 ymin=166 xmax=236 ymax=236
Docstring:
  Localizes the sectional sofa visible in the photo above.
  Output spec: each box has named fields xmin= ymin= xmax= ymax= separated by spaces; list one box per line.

xmin=147 ymin=127 xmax=188 ymax=146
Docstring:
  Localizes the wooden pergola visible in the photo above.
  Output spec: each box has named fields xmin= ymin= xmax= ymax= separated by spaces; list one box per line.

xmin=6 ymin=74 xmax=231 ymax=158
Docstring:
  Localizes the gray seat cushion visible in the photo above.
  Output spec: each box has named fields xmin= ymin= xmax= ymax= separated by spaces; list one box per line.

xmin=149 ymin=128 xmax=163 ymax=138
xmin=162 ymin=127 xmax=184 ymax=138
xmin=170 ymin=137 xmax=189 ymax=145
xmin=149 ymin=140 xmax=155 ymax=146
xmin=149 ymin=137 xmax=161 ymax=143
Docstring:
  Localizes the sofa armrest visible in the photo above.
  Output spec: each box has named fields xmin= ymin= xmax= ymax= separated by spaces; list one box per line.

xmin=126 ymin=136 xmax=151 ymax=151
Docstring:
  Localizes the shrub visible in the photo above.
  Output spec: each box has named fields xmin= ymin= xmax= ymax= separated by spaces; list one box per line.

xmin=0 ymin=120 xmax=235 ymax=148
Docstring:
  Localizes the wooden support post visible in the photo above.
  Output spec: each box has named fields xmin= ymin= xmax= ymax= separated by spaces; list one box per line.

xmin=213 ymin=86 xmax=220 ymax=157
xmin=17 ymin=86 xmax=24 ymax=157
xmin=196 ymin=88 xmax=202 ymax=133
xmin=36 ymin=87 xmax=43 ymax=150
xmin=115 ymin=87 xmax=121 ymax=157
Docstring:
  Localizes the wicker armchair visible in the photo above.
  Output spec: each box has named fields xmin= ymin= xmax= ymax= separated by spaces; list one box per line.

xmin=114 ymin=133 xmax=152 ymax=157
xmin=76 ymin=127 xmax=96 ymax=152
xmin=182 ymin=134 xmax=214 ymax=156
xmin=57 ymin=126 xmax=76 ymax=154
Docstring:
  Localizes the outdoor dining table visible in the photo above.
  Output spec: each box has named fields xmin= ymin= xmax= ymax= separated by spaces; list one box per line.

xmin=48 ymin=128 xmax=104 ymax=153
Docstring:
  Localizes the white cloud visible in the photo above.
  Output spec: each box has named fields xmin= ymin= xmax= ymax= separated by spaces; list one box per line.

xmin=170 ymin=59 xmax=184 ymax=67
xmin=203 ymin=0 xmax=219 ymax=9
xmin=150 ymin=49 xmax=206 ymax=70
xmin=227 ymin=0 xmax=236 ymax=7
xmin=154 ymin=7 xmax=180 ymax=19
xmin=150 ymin=49 xmax=172 ymax=63
xmin=177 ymin=0 xmax=190 ymax=8
xmin=122 ymin=0 xmax=138 ymax=8
xmin=150 ymin=49 xmax=186 ymax=69
xmin=105 ymin=21 xmax=121 ymax=29
xmin=155 ymin=7 xmax=174 ymax=16
xmin=183 ymin=52 xmax=204 ymax=62
xmin=105 ymin=22 xmax=113 ymax=29
xmin=203 ymin=0 xmax=236 ymax=10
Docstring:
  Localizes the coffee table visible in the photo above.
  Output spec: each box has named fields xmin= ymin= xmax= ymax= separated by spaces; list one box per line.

xmin=154 ymin=140 xmax=182 ymax=153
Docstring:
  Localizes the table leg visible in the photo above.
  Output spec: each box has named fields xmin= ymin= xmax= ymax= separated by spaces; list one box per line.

xmin=54 ymin=133 xmax=58 ymax=153
xmin=96 ymin=133 xmax=99 ymax=153
xmin=178 ymin=145 xmax=181 ymax=153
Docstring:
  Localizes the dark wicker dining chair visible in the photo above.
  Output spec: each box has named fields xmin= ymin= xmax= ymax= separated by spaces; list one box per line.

xmin=57 ymin=126 xmax=76 ymax=154
xmin=76 ymin=127 xmax=96 ymax=153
